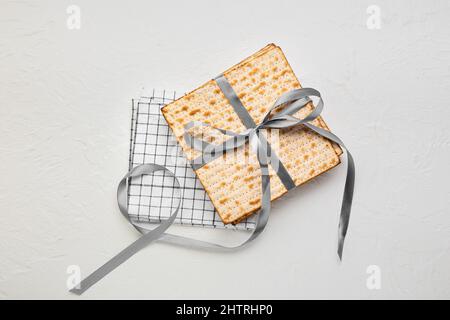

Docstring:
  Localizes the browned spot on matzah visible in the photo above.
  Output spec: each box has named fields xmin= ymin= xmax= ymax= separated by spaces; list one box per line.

xmin=189 ymin=109 xmax=200 ymax=116
xmin=249 ymin=68 xmax=259 ymax=76
xmin=253 ymin=81 xmax=266 ymax=91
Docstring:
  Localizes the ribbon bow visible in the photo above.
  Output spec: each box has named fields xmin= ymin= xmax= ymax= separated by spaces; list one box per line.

xmin=185 ymin=88 xmax=324 ymax=166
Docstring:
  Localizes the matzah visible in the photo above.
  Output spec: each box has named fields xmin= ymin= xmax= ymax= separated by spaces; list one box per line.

xmin=162 ymin=44 xmax=342 ymax=224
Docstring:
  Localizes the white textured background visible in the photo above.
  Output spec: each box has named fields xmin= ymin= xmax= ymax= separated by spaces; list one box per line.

xmin=1 ymin=0 xmax=449 ymax=299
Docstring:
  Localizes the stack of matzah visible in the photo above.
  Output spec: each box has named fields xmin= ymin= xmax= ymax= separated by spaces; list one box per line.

xmin=162 ymin=44 xmax=342 ymax=225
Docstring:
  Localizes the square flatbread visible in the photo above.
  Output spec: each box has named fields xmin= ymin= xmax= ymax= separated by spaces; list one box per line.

xmin=162 ymin=44 xmax=342 ymax=224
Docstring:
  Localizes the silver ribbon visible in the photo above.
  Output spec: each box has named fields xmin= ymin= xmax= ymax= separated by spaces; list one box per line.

xmin=70 ymin=79 xmax=354 ymax=295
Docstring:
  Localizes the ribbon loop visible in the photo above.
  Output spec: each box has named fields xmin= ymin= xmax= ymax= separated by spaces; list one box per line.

xmin=70 ymin=164 xmax=182 ymax=295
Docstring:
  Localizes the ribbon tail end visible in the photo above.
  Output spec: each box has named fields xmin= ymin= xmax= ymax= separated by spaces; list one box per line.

xmin=337 ymin=236 xmax=344 ymax=261
xmin=69 ymin=286 xmax=84 ymax=295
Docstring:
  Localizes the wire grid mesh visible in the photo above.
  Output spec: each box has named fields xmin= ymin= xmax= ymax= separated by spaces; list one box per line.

xmin=127 ymin=90 xmax=256 ymax=230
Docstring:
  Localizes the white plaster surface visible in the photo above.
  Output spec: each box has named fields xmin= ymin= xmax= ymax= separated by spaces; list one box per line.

xmin=1 ymin=0 xmax=449 ymax=299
